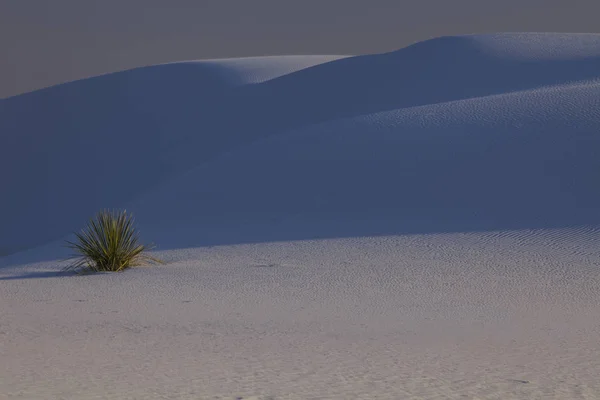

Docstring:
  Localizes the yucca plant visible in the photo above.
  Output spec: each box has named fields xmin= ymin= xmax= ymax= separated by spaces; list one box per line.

xmin=63 ymin=209 xmax=163 ymax=273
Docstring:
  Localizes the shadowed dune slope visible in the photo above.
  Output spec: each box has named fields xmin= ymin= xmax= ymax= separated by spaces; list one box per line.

xmin=128 ymin=83 xmax=600 ymax=249
xmin=0 ymin=56 xmax=343 ymax=255
xmin=2 ymin=33 xmax=600 ymax=254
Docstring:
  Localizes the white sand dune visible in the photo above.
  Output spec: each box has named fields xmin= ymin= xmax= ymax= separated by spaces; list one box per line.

xmin=2 ymin=33 xmax=600 ymax=399
xmin=0 ymin=54 xmax=346 ymax=256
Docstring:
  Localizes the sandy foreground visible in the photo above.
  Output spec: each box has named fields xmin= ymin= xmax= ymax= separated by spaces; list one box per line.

xmin=2 ymin=227 xmax=600 ymax=399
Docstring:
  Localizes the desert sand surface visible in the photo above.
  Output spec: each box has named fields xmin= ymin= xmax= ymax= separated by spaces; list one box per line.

xmin=2 ymin=33 xmax=600 ymax=399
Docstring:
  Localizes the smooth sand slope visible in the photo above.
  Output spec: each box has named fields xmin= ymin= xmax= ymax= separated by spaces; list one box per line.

xmin=1 ymin=33 xmax=600 ymax=399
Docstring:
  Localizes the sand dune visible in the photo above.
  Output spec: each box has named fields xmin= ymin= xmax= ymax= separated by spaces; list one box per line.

xmin=1 ymin=33 xmax=600 ymax=399
xmin=0 ymin=55 xmax=345 ymax=255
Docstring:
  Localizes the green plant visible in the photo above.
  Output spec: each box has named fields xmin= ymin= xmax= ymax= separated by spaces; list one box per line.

xmin=63 ymin=209 xmax=163 ymax=273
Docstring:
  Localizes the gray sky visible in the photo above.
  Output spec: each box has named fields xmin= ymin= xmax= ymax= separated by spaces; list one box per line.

xmin=2 ymin=0 xmax=600 ymax=98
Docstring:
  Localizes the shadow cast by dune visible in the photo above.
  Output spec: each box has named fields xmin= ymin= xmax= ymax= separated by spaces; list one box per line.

xmin=134 ymin=212 xmax=600 ymax=254
xmin=0 ymin=270 xmax=77 ymax=280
